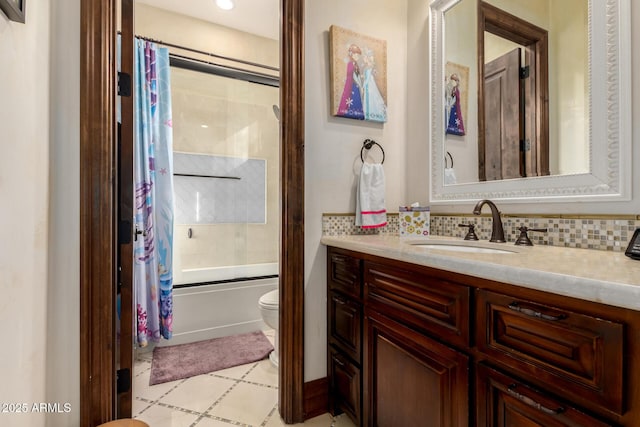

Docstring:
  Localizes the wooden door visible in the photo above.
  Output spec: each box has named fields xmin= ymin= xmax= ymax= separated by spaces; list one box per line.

xmin=483 ymin=48 xmax=522 ymax=181
xmin=116 ymin=0 xmax=134 ymax=418
xmin=364 ymin=311 xmax=468 ymax=427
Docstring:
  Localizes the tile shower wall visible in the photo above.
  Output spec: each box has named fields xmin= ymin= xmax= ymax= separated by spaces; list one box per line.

xmin=174 ymin=152 xmax=266 ymax=224
xmin=322 ymin=213 xmax=640 ymax=252
xmin=170 ymin=65 xmax=279 ymax=275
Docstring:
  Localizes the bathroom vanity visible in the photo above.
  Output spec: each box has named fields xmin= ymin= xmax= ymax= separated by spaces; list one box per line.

xmin=323 ymin=235 xmax=640 ymax=427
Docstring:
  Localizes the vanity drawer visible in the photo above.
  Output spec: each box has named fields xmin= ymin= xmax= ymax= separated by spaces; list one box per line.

xmin=329 ymin=346 xmax=361 ymax=426
xmin=476 ymin=363 xmax=613 ymax=427
xmin=328 ymin=248 xmax=362 ymax=300
xmin=476 ymin=289 xmax=624 ymax=415
xmin=329 ymin=290 xmax=362 ymax=362
xmin=364 ymin=261 xmax=471 ymax=349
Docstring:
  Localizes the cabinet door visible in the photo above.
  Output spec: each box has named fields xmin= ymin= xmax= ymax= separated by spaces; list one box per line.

xmin=328 ymin=248 xmax=362 ymax=300
xmin=329 ymin=291 xmax=362 ymax=362
xmin=364 ymin=311 xmax=469 ymax=427
xmin=476 ymin=363 xmax=613 ymax=427
xmin=329 ymin=347 xmax=361 ymax=425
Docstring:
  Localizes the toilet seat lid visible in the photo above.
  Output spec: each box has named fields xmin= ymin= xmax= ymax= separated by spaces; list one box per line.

xmin=259 ymin=289 xmax=279 ymax=307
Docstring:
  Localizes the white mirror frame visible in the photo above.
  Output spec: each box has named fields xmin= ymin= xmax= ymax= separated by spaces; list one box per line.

xmin=429 ymin=0 xmax=631 ymax=204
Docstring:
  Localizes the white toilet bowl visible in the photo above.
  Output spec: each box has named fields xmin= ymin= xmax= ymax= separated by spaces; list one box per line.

xmin=259 ymin=289 xmax=279 ymax=367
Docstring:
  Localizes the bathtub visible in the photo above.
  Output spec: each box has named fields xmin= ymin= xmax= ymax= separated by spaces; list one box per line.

xmin=174 ymin=262 xmax=278 ymax=285
xmin=157 ymin=263 xmax=278 ymax=347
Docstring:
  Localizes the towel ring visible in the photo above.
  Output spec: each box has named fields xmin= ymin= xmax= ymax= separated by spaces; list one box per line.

xmin=360 ymin=139 xmax=385 ymax=164
xmin=445 ymin=151 xmax=454 ymax=168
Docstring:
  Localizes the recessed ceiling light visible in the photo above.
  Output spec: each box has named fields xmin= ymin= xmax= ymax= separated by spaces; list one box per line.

xmin=201 ymin=124 xmax=209 ymax=128
xmin=216 ymin=0 xmax=234 ymax=11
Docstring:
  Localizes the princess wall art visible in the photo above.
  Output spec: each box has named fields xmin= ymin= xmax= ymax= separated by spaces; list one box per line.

xmin=330 ymin=25 xmax=388 ymax=123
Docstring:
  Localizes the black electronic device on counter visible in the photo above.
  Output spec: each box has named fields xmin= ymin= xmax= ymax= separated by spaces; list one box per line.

xmin=625 ymin=228 xmax=640 ymax=260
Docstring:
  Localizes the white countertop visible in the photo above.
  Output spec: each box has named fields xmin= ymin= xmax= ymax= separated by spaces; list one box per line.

xmin=321 ymin=235 xmax=640 ymax=312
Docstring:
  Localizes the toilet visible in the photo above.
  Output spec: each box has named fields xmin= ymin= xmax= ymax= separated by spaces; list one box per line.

xmin=258 ymin=289 xmax=279 ymax=367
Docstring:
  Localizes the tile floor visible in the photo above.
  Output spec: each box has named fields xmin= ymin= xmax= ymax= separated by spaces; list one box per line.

xmin=133 ymin=330 xmax=355 ymax=427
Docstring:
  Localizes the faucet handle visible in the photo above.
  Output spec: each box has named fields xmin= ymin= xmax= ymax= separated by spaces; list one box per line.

xmin=514 ymin=226 xmax=547 ymax=246
xmin=458 ymin=223 xmax=479 ymax=241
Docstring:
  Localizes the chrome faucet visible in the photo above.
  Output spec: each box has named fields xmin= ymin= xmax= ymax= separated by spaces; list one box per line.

xmin=472 ymin=199 xmax=506 ymax=243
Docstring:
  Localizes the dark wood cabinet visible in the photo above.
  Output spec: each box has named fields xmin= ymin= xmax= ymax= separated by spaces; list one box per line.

xmin=326 ymin=246 xmax=640 ymax=427
xmin=477 ymin=289 xmax=624 ymax=415
xmin=364 ymin=310 xmax=468 ymax=427
xmin=329 ymin=347 xmax=361 ymax=423
xmin=476 ymin=363 xmax=613 ymax=427
xmin=328 ymin=249 xmax=362 ymax=299
xmin=364 ymin=261 xmax=471 ymax=349
xmin=327 ymin=248 xmax=363 ymax=425
xmin=329 ymin=291 xmax=362 ymax=362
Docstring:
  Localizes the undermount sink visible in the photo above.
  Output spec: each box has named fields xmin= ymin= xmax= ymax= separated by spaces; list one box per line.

xmin=409 ymin=241 xmax=519 ymax=254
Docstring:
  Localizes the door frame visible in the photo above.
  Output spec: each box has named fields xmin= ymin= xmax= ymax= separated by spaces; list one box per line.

xmin=79 ymin=0 xmax=305 ymax=425
xmin=477 ymin=0 xmax=549 ymax=180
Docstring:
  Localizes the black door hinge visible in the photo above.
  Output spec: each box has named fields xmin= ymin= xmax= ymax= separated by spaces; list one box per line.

xmin=520 ymin=66 xmax=530 ymax=79
xmin=117 ymin=368 xmax=131 ymax=394
xmin=520 ymin=139 xmax=531 ymax=152
xmin=118 ymin=72 xmax=131 ymax=97
xmin=119 ymin=220 xmax=132 ymax=245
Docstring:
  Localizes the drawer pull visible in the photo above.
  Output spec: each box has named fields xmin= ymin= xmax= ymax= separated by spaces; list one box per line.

xmin=508 ymin=302 xmax=567 ymax=321
xmin=332 ymin=254 xmax=347 ymax=263
xmin=507 ymin=383 xmax=565 ymax=416
xmin=333 ymin=295 xmax=347 ymax=305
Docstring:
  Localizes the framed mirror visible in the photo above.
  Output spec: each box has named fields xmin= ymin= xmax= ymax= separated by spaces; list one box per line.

xmin=429 ymin=0 xmax=631 ymax=204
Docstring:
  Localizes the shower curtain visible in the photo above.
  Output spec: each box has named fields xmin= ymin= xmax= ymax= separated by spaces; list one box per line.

xmin=134 ymin=38 xmax=174 ymax=346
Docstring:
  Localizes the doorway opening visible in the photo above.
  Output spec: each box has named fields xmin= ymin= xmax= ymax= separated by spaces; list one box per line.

xmin=79 ymin=1 xmax=304 ymax=425
xmin=478 ymin=1 xmax=549 ymax=181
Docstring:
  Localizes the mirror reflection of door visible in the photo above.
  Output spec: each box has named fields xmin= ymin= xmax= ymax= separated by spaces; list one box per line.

xmin=483 ymin=48 xmax=521 ymax=180
xmin=478 ymin=1 xmax=549 ymax=182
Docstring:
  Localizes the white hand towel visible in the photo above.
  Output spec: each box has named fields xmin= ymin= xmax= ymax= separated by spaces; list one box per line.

xmin=356 ymin=163 xmax=387 ymax=228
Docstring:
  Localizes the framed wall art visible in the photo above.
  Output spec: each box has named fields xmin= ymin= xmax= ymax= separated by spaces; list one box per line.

xmin=0 ymin=0 xmax=26 ymax=23
xmin=329 ymin=25 xmax=387 ymax=123
xmin=445 ymin=61 xmax=469 ymax=136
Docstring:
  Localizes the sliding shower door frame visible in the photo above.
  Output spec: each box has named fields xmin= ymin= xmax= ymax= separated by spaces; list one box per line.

xmin=79 ymin=0 xmax=305 ymax=424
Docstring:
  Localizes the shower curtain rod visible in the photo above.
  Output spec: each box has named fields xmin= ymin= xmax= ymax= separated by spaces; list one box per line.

xmin=130 ymin=33 xmax=280 ymax=73
xmin=169 ymin=53 xmax=279 ymax=88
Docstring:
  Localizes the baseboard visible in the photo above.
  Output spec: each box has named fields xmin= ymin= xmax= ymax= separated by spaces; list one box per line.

xmin=303 ymin=377 xmax=328 ymax=420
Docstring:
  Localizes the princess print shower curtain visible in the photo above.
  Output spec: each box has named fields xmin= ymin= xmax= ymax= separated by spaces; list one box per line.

xmin=134 ymin=38 xmax=174 ymax=346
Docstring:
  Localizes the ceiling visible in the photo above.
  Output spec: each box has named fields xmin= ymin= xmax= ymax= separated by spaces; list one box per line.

xmin=135 ymin=0 xmax=279 ymax=40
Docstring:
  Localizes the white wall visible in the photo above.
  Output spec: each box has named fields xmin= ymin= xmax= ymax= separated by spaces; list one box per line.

xmin=304 ymin=0 xmax=409 ymax=381
xmin=0 ymin=1 xmax=52 ymax=426
xmin=549 ymin=0 xmax=589 ymax=175
xmin=406 ymin=0 xmax=431 ymax=205
xmin=135 ymin=3 xmax=278 ymax=70
xmin=0 ymin=0 xmax=79 ymax=425
xmin=46 ymin=0 xmax=80 ymax=425
xmin=443 ymin=0 xmax=478 ymax=185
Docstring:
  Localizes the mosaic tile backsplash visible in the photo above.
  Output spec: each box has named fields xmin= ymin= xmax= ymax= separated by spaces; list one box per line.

xmin=322 ymin=213 xmax=640 ymax=252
